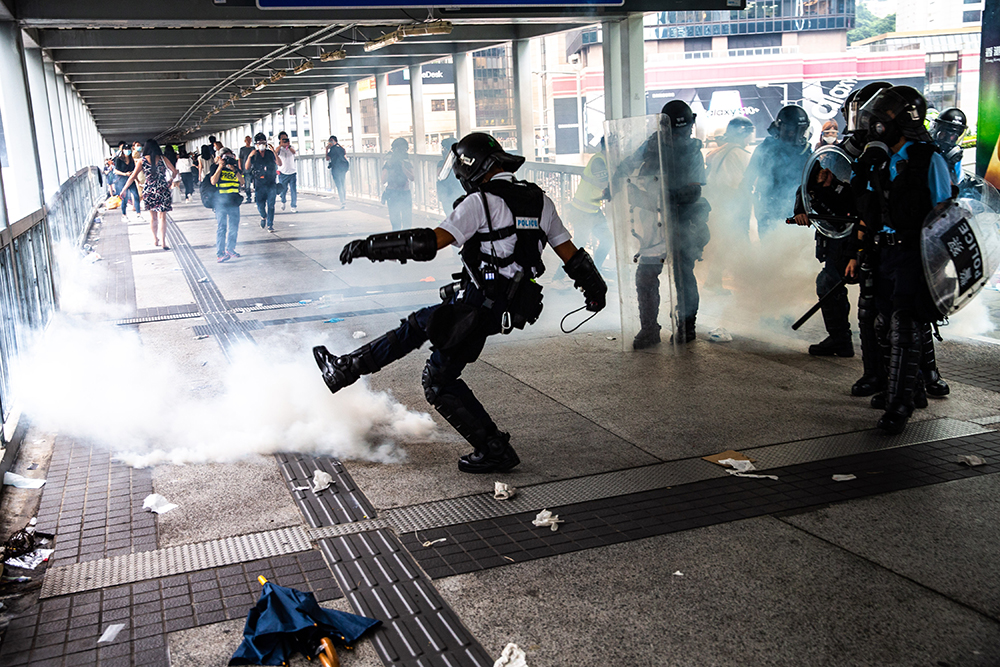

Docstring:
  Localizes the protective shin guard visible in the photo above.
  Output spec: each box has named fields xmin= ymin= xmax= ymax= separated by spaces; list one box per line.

xmin=878 ymin=311 xmax=922 ymax=434
xmin=920 ymin=323 xmax=950 ymax=397
xmin=634 ymin=263 xmax=662 ymax=349
xmin=853 ymin=295 xmax=884 ymax=395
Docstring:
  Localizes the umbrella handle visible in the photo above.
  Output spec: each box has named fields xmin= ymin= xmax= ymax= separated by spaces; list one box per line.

xmin=320 ymin=637 xmax=339 ymax=667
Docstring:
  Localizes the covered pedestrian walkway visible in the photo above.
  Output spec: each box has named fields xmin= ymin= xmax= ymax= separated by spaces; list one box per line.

xmin=0 ymin=2 xmax=998 ymax=667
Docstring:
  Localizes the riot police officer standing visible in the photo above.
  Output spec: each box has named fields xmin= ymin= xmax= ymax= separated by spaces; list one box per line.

xmin=929 ymin=107 xmax=968 ymax=185
xmin=313 ymin=133 xmax=607 ymax=473
xmin=850 ymin=86 xmax=954 ymax=433
xmin=742 ymin=105 xmax=813 ymax=237
xmin=628 ymin=101 xmax=711 ymax=348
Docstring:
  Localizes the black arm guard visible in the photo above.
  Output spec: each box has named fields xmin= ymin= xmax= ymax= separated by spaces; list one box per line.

xmin=564 ymin=248 xmax=608 ymax=313
xmin=341 ymin=227 xmax=437 ymax=264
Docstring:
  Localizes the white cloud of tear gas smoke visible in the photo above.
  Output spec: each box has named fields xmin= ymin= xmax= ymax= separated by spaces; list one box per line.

xmin=52 ymin=240 xmax=134 ymax=321
xmin=941 ymin=296 xmax=996 ymax=339
xmin=16 ymin=316 xmax=435 ymax=468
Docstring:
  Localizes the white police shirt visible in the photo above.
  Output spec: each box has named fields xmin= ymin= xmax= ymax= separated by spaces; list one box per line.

xmin=438 ymin=173 xmax=570 ymax=279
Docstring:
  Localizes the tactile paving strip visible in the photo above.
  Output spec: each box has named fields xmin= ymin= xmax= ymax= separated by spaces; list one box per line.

xmin=400 ymin=430 xmax=1000 ymax=579
xmin=317 ymin=531 xmax=493 ymax=667
xmin=275 ymin=452 xmax=377 ymax=526
xmin=39 ymin=527 xmax=312 ymax=598
xmin=381 ymin=418 xmax=989 ymax=534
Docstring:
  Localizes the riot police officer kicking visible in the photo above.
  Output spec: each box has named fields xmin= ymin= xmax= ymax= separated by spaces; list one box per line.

xmin=312 ymin=133 xmax=607 ymax=473
xmin=850 ymin=86 xmax=954 ymax=433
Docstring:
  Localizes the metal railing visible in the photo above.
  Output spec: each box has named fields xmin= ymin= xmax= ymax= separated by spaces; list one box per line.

xmin=0 ymin=165 xmax=104 ymax=425
xmin=295 ymin=153 xmax=585 ymax=218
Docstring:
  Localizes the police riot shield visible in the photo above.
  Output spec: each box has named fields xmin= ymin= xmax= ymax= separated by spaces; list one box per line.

xmin=921 ymin=172 xmax=1000 ymax=317
xmin=605 ymin=114 xmax=678 ymax=352
xmin=799 ymin=145 xmax=856 ymax=239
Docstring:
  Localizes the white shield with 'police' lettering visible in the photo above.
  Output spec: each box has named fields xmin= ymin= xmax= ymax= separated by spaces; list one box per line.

xmin=921 ymin=173 xmax=1000 ymax=317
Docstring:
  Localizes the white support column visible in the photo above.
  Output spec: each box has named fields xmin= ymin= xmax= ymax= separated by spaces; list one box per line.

xmin=43 ymin=60 xmax=69 ymax=184
xmin=348 ymin=80 xmax=362 ymax=152
xmin=375 ymin=72 xmax=390 ymax=153
xmin=454 ymin=52 xmax=473 ymax=137
xmin=602 ymin=21 xmax=623 ymax=122
xmin=624 ymin=14 xmax=646 ymax=118
xmin=326 ymin=86 xmax=339 ymax=140
xmin=511 ymin=39 xmax=534 ymax=158
xmin=408 ymin=64 xmax=426 ymax=154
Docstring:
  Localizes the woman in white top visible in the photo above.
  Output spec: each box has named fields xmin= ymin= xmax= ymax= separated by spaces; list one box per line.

xmin=198 ymin=144 xmax=214 ymax=182
xmin=175 ymin=151 xmax=193 ymax=202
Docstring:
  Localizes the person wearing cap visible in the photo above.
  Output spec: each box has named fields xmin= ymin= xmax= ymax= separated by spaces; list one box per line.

xmin=312 ymin=132 xmax=607 ymax=474
xmin=326 ymin=136 xmax=349 ymax=209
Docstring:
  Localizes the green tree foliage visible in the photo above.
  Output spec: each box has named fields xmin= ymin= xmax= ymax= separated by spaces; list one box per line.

xmin=848 ymin=3 xmax=896 ymax=45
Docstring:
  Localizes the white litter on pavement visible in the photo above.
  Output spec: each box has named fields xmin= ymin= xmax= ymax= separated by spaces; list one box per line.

xmin=672 ymin=571 xmax=684 ymax=576
xmin=493 ymin=482 xmax=516 ymax=501
xmin=422 ymin=538 xmax=447 ymax=547
xmin=493 ymin=643 xmax=528 ymax=667
xmin=142 ymin=493 xmax=178 ymax=514
xmin=5 ymin=548 xmax=54 ymax=570
xmin=352 ymin=331 xmax=367 ymax=339
xmin=958 ymin=454 xmax=986 ymax=466
xmin=718 ymin=458 xmax=779 ymax=481
xmin=3 ymin=472 xmax=46 ymax=489
xmin=708 ymin=327 xmax=733 ymax=342
xmin=832 ymin=474 xmax=856 ymax=482
xmin=311 ymin=470 xmax=334 ymax=493
xmin=97 ymin=624 xmax=126 ymax=644
xmin=532 ymin=509 xmax=564 ymax=531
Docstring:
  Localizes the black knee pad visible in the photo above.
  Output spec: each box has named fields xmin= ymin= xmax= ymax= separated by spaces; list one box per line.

xmin=888 ymin=310 xmax=921 ymax=348
xmin=421 ymin=361 xmax=441 ymax=406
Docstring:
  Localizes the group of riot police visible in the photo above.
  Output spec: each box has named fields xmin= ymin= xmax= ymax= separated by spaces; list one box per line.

xmin=309 ymin=83 xmax=975 ymax=477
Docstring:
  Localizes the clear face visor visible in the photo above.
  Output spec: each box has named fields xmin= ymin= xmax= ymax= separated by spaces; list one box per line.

xmin=857 ymin=90 xmax=907 ymax=135
xmin=930 ymin=119 xmax=967 ymax=146
xmin=437 ymin=150 xmax=456 ymax=182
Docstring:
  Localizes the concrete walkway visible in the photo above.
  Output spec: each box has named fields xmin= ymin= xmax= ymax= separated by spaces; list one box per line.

xmin=1 ymin=190 xmax=999 ymax=666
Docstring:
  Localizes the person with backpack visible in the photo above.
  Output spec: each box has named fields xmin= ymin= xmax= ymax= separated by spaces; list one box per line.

xmin=381 ymin=137 xmax=414 ymax=231
xmin=326 ymin=135 xmax=349 ymax=209
xmin=244 ymin=132 xmax=281 ymax=232
xmin=210 ymin=148 xmax=245 ymax=262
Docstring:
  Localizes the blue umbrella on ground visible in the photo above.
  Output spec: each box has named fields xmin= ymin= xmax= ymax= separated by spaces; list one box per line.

xmin=229 ymin=576 xmax=381 ymax=666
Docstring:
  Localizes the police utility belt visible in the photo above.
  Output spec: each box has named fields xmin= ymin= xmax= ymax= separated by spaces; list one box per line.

xmin=873 ymin=229 xmax=918 ymax=248
xmin=440 ymin=264 xmax=542 ymax=335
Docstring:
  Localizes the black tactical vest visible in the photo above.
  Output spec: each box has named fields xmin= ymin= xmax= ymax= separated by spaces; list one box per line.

xmin=462 ymin=178 xmax=548 ymax=279
xmin=887 ymin=142 xmax=936 ymax=236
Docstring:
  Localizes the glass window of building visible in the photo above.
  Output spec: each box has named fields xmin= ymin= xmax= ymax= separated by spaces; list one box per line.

xmin=472 ymin=45 xmax=514 ymax=129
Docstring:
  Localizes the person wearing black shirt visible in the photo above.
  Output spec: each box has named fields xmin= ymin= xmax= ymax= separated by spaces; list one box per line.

xmin=326 ymin=136 xmax=348 ymax=209
xmin=245 ymin=132 xmax=281 ymax=231
xmin=238 ymin=136 xmax=255 ymax=204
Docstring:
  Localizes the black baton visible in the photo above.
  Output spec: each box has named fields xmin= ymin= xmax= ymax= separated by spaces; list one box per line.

xmin=792 ymin=276 xmax=849 ymax=331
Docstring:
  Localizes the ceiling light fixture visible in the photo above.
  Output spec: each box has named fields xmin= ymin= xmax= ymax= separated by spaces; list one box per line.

xmin=399 ymin=20 xmax=453 ymax=37
xmin=364 ymin=31 xmax=402 ymax=52
xmin=254 ymin=79 xmax=268 ymax=91
xmin=292 ymin=60 xmax=315 ymax=74
xmin=320 ymin=49 xmax=347 ymax=62
xmin=269 ymin=70 xmax=287 ymax=83
xmin=240 ymin=88 xmax=253 ymax=98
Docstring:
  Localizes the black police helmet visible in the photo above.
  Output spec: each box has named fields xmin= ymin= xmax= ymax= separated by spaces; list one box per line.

xmin=661 ymin=100 xmax=696 ymax=129
xmin=448 ymin=132 xmax=525 ymax=194
xmin=841 ymin=81 xmax=891 ymax=132
xmin=929 ymin=107 xmax=968 ymax=147
xmin=857 ymin=86 xmax=932 ymax=144
xmin=773 ymin=105 xmax=811 ymax=145
xmin=724 ymin=116 xmax=754 ymax=141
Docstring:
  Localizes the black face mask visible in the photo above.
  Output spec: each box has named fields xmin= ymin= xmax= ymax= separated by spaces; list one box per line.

xmin=868 ymin=117 xmax=901 ymax=148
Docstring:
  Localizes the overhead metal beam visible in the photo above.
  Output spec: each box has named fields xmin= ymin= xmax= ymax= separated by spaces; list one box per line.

xmin=37 ymin=27 xmax=322 ymax=49
xmin=48 ymin=47 xmax=274 ymax=62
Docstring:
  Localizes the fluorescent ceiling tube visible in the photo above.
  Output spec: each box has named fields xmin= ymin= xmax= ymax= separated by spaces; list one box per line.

xmin=320 ymin=49 xmax=347 ymax=62
xmin=364 ymin=31 xmax=402 ymax=52
xmin=293 ymin=60 xmax=314 ymax=74
xmin=254 ymin=79 xmax=268 ymax=91
xmin=400 ymin=20 xmax=453 ymax=37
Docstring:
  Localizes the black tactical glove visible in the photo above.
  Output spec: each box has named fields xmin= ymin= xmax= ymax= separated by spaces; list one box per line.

xmin=564 ymin=248 xmax=607 ymax=313
xmin=340 ymin=239 xmax=368 ymax=264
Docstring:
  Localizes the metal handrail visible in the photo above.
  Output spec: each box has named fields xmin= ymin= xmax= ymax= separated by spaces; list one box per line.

xmin=294 ymin=152 xmax=585 ymax=217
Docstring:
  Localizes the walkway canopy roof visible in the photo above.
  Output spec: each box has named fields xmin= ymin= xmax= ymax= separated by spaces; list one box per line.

xmin=7 ymin=0 xmax=742 ymax=145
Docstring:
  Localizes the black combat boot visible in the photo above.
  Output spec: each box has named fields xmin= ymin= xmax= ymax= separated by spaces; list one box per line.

xmin=633 ymin=325 xmax=661 ymax=350
xmin=669 ymin=316 xmax=696 ymax=344
xmin=313 ymin=345 xmax=361 ymax=394
xmin=458 ymin=430 xmax=520 ymax=474
xmin=877 ymin=312 xmax=922 ymax=435
xmin=809 ymin=335 xmax=854 ymax=357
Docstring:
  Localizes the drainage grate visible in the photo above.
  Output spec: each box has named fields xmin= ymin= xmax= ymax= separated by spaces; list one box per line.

xmin=39 ymin=527 xmax=312 ymax=598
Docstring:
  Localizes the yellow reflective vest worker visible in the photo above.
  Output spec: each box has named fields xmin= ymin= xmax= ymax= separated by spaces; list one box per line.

xmin=569 ymin=151 xmax=609 ymax=215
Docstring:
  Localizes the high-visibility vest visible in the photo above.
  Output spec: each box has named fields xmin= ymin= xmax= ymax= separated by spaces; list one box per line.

xmin=569 ymin=152 xmax=609 ymax=214
xmin=217 ymin=167 xmax=240 ymax=195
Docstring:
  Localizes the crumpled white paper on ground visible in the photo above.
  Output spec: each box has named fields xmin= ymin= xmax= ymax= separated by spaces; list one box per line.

xmin=142 ymin=493 xmax=178 ymax=514
xmin=98 ymin=624 xmax=126 ymax=643
xmin=832 ymin=474 xmax=856 ymax=482
xmin=353 ymin=331 xmax=367 ymax=339
xmin=958 ymin=454 xmax=985 ymax=467
xmin=5 ymin=548 xmax=54 ymax=570
xmin=3 ymin=472 xmax=46 ymax=489
xmin=494 ymin=482 xmax=516 ymax=501
xmin=532 ymin=509 xmax=564 ymax=531
xmin=493 ymin=643 xmax=528 ymax=667
xmin=718 ymin=458 xmax=779 ymax=481
xmin=311 ymin=470 xmax=334 ymax=493
xmin=708 ymin=327 xmax=733 ymax=342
